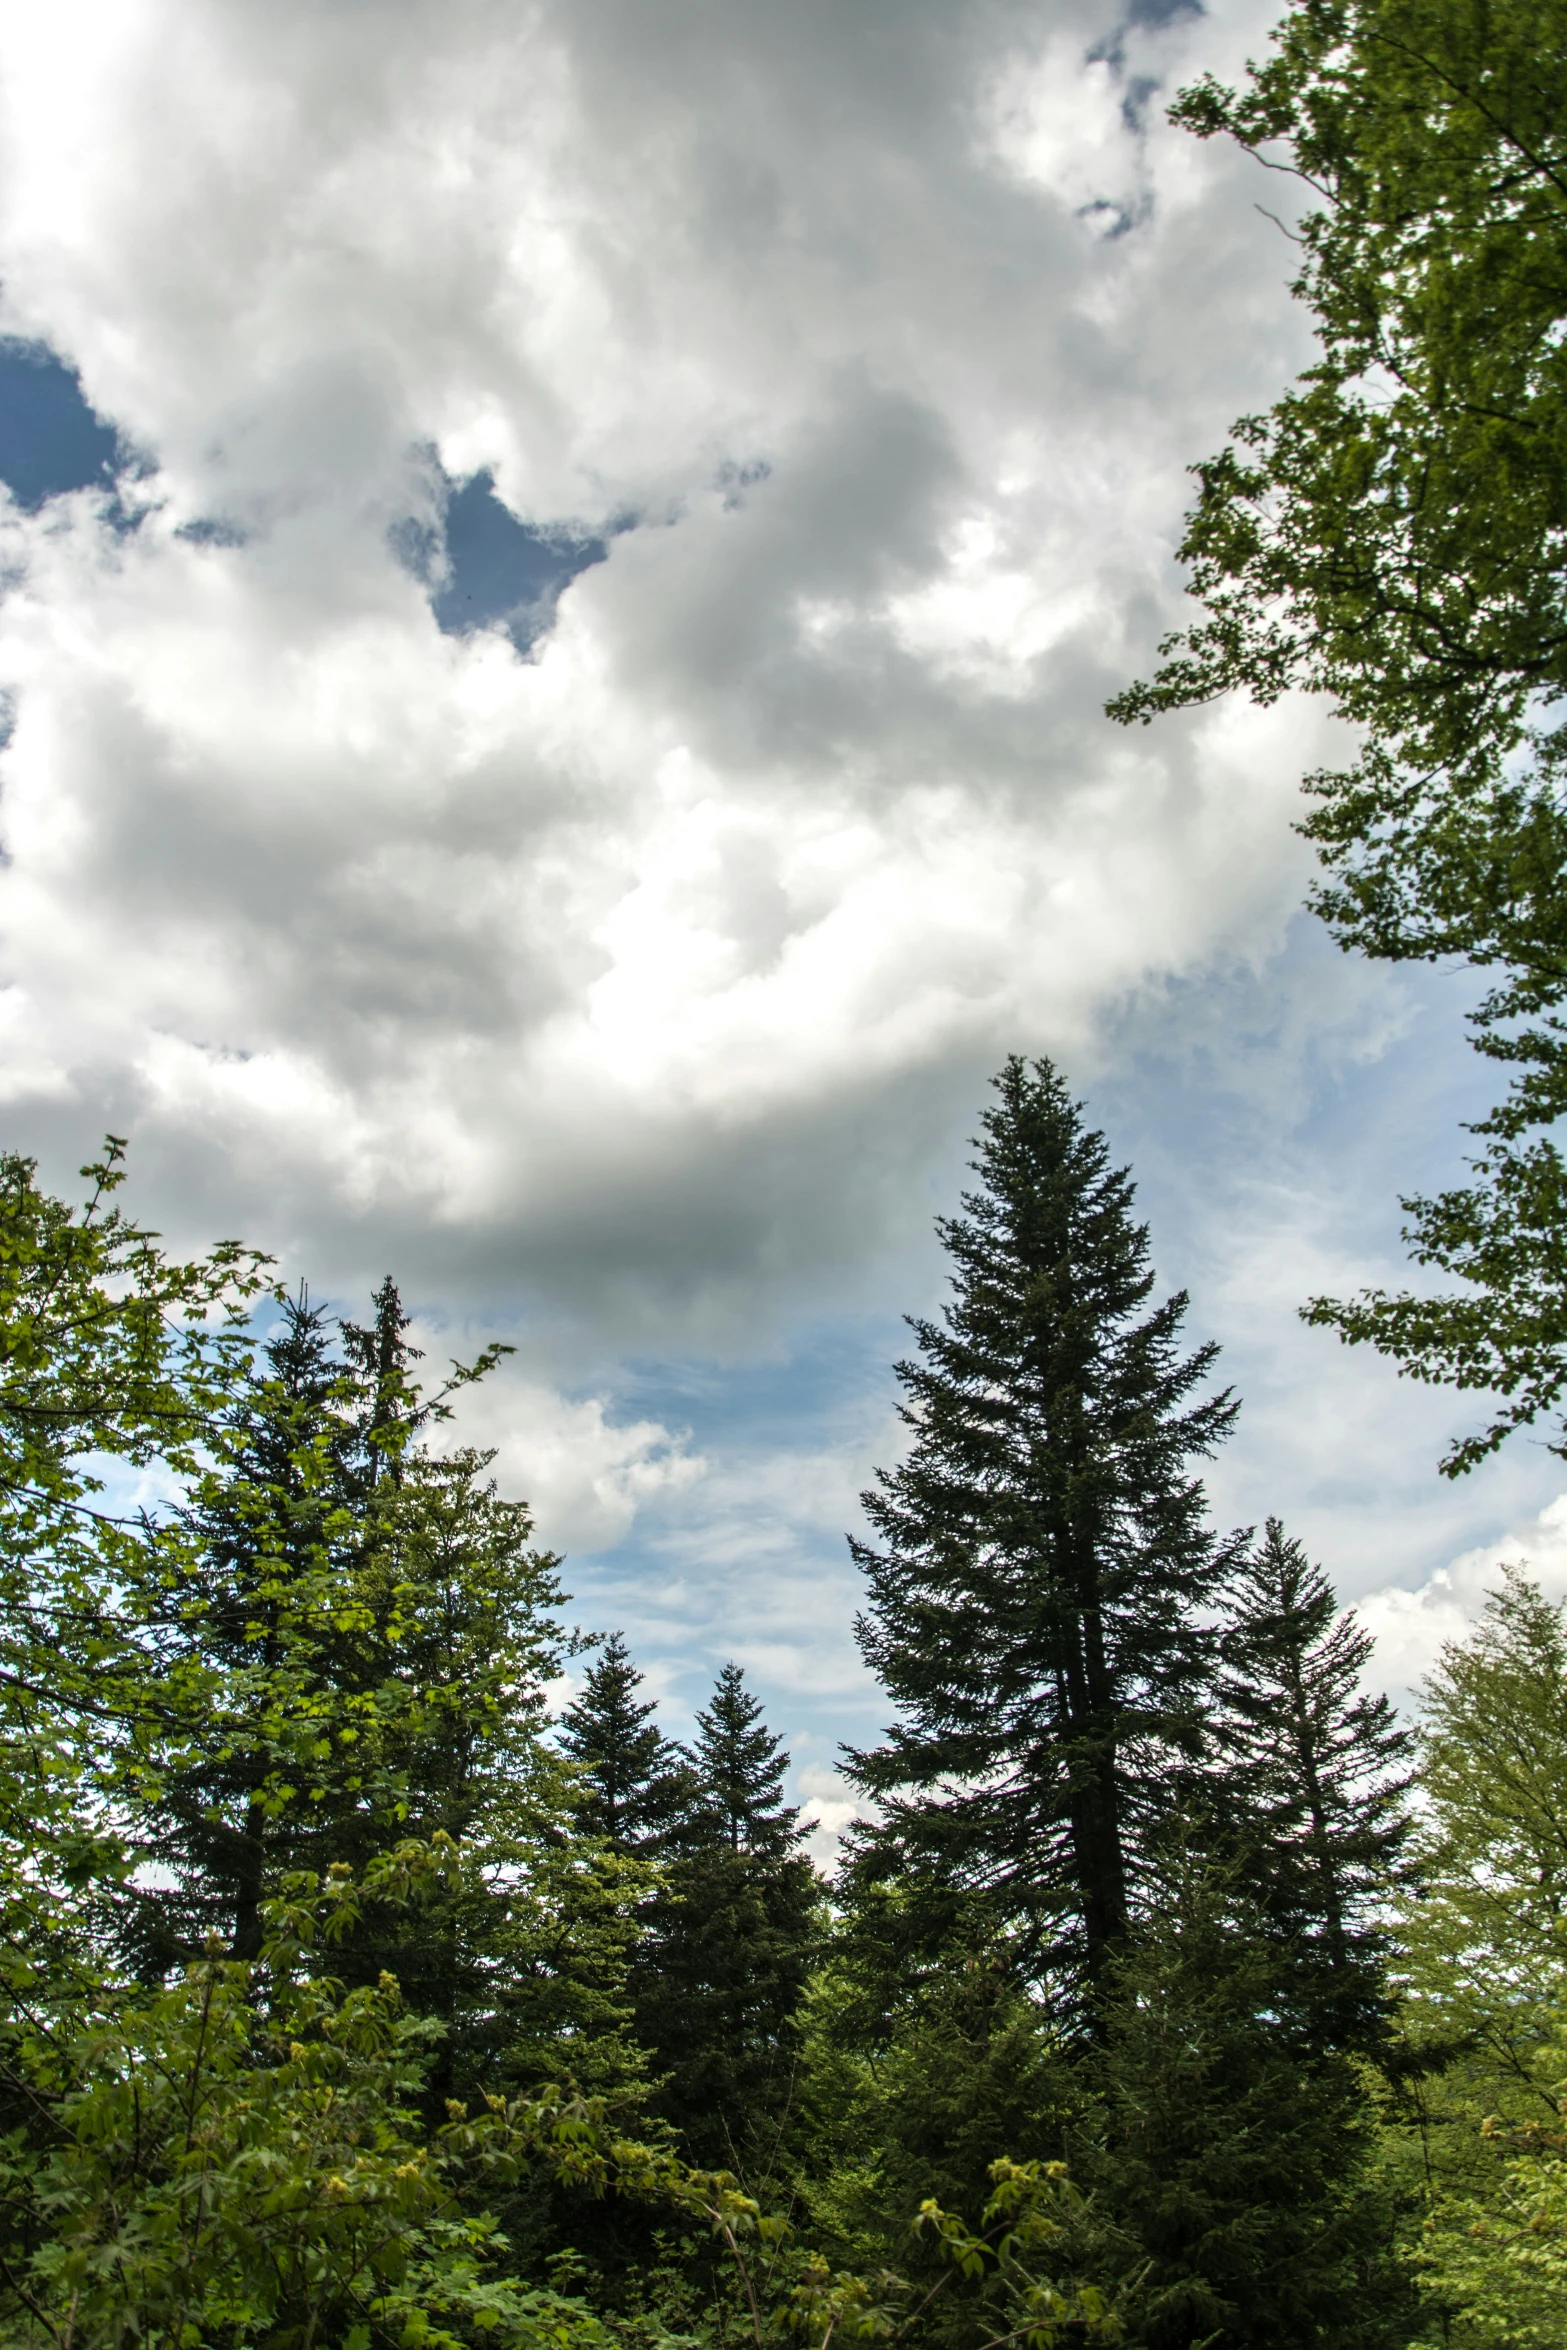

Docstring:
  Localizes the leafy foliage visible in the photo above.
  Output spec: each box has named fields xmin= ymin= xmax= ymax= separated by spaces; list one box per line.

xmin=1109 ymin=0 xmax=1567 ymax=1470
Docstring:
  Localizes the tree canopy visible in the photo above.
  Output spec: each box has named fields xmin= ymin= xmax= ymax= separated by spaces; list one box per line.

xmin=1110 ymin=0 xmax=1567 ymax=1473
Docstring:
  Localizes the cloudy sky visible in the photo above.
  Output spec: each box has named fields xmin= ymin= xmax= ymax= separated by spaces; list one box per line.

xmin=0 ymin=0 xmax=1557 ymax=1845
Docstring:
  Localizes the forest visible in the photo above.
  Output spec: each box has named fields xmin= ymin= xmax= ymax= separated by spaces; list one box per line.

xmin=6 ymin=0 xmax=1567 ymax=2341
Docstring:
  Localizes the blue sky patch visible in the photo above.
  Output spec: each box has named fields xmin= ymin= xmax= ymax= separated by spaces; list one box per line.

xmin=397 ymin=466 xmax=608 ymax=650
xmin=0 ymin=340 xmax=121 ymax=511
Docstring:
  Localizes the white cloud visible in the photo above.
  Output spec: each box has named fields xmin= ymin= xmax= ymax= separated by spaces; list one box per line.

xmin=443 ymin=1357 xmax=707 ymax=1555
xmin=0 ymin=0 xmax=1540 ymax=1773
xmin=1356 ymin=1493 xmax=1567 ymax=1710
xmin=0 ymin=0 xmax=1325 ymax=1339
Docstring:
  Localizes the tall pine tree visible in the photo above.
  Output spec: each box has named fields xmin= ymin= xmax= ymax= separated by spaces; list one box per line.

xmin=633 ymin=1664 xmax=820 ymax=2173
xmin=121 ymin=1287 xmax=371 ymax=1966
xmin=559 ymin=1632 xmax=684 ymax=1852
xmin=1215 ymin=1519 xmax=1412 ymax=2049
xmin=842 ymin=1057 xmax=1241 ymax=2016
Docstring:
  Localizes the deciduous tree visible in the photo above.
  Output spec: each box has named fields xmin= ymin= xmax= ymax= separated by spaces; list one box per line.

xmin=1110 ymin=0 xmax=1567 ymax=1472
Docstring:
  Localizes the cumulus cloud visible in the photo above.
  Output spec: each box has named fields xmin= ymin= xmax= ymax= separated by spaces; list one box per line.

xmin=0 ymin=0 xmax=1327 ymax=1336
xmin=454 ymin=1366 xmax=707 ymax=1557
xmin=1 ymin=0 xmax=1537 ymax=1791
xmin=1357 ymin=1493 xmax=1567 ymax=1712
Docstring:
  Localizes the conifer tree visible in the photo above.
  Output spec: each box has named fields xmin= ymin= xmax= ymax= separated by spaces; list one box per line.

xmin=111 ymin=1282 xmax=644 ymax=2107
xmin=559 ymin=1632 xmax=683 ymax=1851
xmin=695 ymin=1661 xmax=800 ymax=1857
xmin=1215 ymin=1519 xmax=1412 ymax=2048
xmin=121 ymin=1288 xmax=371 ymax=1966
xmin=341 ymin=1273 xmax=418 ymax=1484
xmin=634 ymin=1664 xmax=820 ymax=2171
xmin=842 ymin=1057 xmax=1241 ymax=2015
xmin=1093 ymin=1840 xmax=1410 ymax=2350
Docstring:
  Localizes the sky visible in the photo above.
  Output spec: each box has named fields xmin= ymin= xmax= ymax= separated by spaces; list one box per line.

xmin=0 ymin=0 xmax=1560 ymax=1853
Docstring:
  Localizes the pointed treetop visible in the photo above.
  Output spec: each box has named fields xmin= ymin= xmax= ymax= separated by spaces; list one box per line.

xmin=1218 ymin=1518 xmax=1412 ymax=1985
xmin=559 ymin=1631 xmax=680 ymax=1850
xmin=690 ymin=1662 xmax=800 ymax=1857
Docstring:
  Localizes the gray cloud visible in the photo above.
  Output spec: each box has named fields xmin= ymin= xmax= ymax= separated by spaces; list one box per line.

xmin=1 ymin=0 xmax=1537 ymax=1787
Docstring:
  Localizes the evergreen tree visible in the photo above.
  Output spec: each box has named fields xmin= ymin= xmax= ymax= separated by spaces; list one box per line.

xmin=1093 ymin=1840 xmax=1409 ymax=2350
xmin=559 ymin=1632 xmax=684 ymax=1851
xmin=121 ymin=1287 xmax=373 ymax=1966
xmin=111 ymin=1281 xmax=645 ymax=2111
xmin=633 ymin=1664 xmax=821 ymax=2172
xmin=842 ymin=1058 xmax=1241 ymax=2017
xmin=796 ymin=1951 xmax=1084 ymax=2319
xmin=695 ymin=1661 xmax=798 ymax=1856
xmin=1215 ymin=1519 xmax=1413 ymax=2049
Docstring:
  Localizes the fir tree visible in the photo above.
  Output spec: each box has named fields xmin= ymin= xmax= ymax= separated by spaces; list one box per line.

xmin=1216 ymin=1519 xmax=1412 ymax=2049
xmin=1093 ymin=1839 xmax=1411 ymax=2350
xmin=341 ymin=1272 xmax=421 ymax=1489
xmin=122 ymin=1288 xmax=371 ymax=1965
xmin=695 ymin=1661 xmax=799 ymax=1856
xmin=842 ymin=1057 xmax=1241 ymax=2016
xmin=559 ymin=1632 xmax=683 ymax=1851
xmin=634 ymin=1664 xmax=821 ymax=2172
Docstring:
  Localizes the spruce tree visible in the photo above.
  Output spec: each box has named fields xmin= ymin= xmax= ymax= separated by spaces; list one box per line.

xmin=695 ymin=1661 xmax=799 ymax=1856
xmin=842 ymin=1057 xmax=1240 ymax=2016
xmin=341 ymin=1272 xmax=419 ymax=1486
xmin=634 ymin=1664 xmax=820 ymax=2172
xmin=115 ymin=1285 xmax=644 ymax=2107
xmin=1215 ymin=1519 xmax=1412 ymax=2049
xmin=122 ymin=1288 xmax=371 ymax=1966
xmin=559 ymin=1632 xmax=684 ymax=1851
xmin=1093 ymin=1841 xmax=1410 ymax=2350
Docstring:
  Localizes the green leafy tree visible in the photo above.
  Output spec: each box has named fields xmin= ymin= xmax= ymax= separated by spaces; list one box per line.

xmin=332 ymin=1450 xmax=651 ymax=2112
xmin=1398 ymin=1567 xmax=1567 ymax=2097
xmin=1378 ymin=1569 xmax=1567 ymax=2343
xmin=1215 ymin=1518 xmax=1413 ymax=2050
xmin=120 ymin=1288 xmax=376 ymax=1967
xmin=1410 ymin=2016 xmax=1567 ymax=2348
xmin=841 ymin=1058 xmax=1241 ymax=2019
xmin=635 ymin=1665 xmax=821 ymax=2174
xmin=114 ymin=1280 xmax=645 ymax=2112
xmin=1109 ymin=0 xmax=1567 ymax=1473
xmin=0 ymin=1143 xmax=266 ymax=1984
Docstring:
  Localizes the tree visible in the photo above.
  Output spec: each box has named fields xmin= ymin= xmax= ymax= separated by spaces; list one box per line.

xmin=1408 ymin=2016 xmax=1567 ymax=2349
xmin=841 ymin=1058 xmax=1241 ymax=2019
xmin=120 ymin=1287 xmax=374 ymax=1967
xmin=1379 ymin=1569 xmax=1567 ymax=2343
xmin=1215 ymin=1518 xmax=1413 ymax=2049
xmin=633 ymin=1664 xmax=821 ymax=2174
xmin=1400 ymin=1566 xmax=1567 ymax=2091
xmin=1109 ymin=0 xmax=1567 ymax=1473
xmin=1093 ymin=1840 xmax=1408 ymax=2350
xmin=112 ymin=1280 xmax=647 ymax=2112
xmin=559 ymin=1632 xmax=684 ymax=1852
xmin=692 ymin=1663 xmax=800 ymax=1862
xmin=794 ymin=1950 xmax=1084 ymax=2324
xmin=0 ymin=1143 xmax=266 ymax=1982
